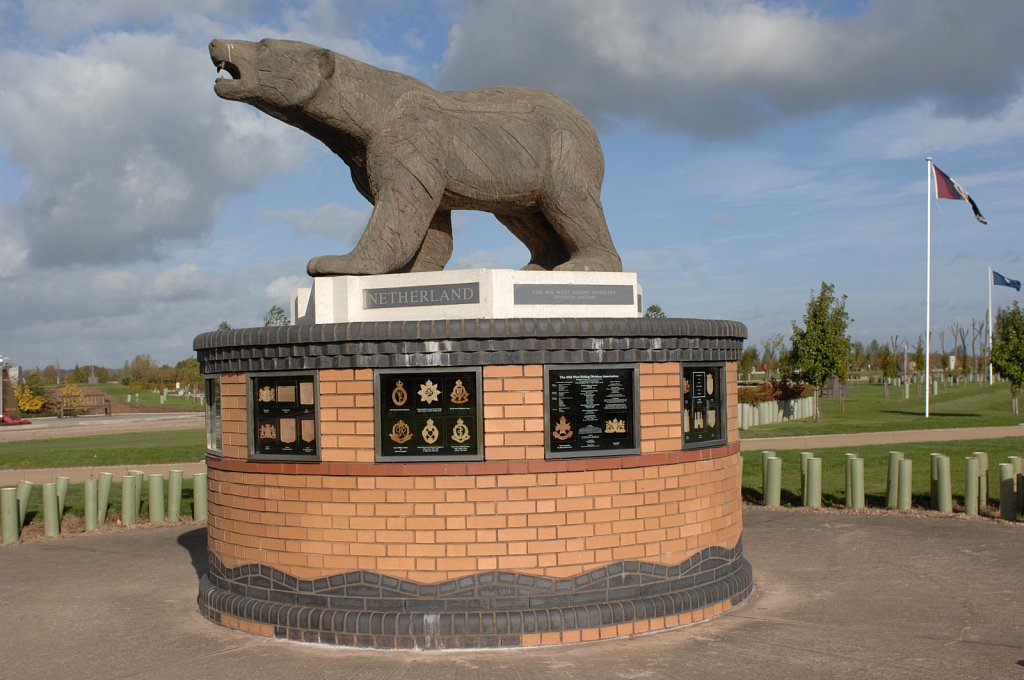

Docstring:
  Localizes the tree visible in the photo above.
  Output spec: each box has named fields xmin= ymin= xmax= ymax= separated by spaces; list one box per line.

xmin=991 ymin=301 xmax=1024 ymax=416
xmin=217 ymin=321 xmax=233 ymax=331
xmin=784 ymin=282 xmax=852 ymax=421
xmin=738 ymin=346 xmax=759 ymax=380
xmin=879 ymin=345 xmax=898 ymax=401
xmin=264 ymin=305 xmax=290 ymax=327
xmin=760 ymin=333 xmax=786 ymax=379
xmin=643 ymin=304 xmax=666 ymax=318
xmin=175 ymin=357 xmax=203 ymax=394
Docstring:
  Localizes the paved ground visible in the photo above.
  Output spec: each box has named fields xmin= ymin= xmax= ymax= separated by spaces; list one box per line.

xmin=0 ymin=507 xmax=1020 ymax=679
xmin=0 ymin=412 xmax=203 ymax=443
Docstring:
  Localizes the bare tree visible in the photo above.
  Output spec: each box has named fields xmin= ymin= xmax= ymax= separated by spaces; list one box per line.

xmin=760 ymin=333 xmax=785 ymax=380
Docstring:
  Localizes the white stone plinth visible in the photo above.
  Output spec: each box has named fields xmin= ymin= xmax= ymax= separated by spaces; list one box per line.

xmin=290 ymin=269 xmax=642 ymax=324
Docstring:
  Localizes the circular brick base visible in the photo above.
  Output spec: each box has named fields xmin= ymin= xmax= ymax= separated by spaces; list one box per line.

xmin=194 ymin=318 xmax=750 ymax=648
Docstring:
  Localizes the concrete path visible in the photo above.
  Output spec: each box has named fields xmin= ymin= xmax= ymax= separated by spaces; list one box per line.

xmin=0 ymin=412 xmax=203 ymax=443
xmin=740 ymin=424 xmax=1024 ymax=451
xmin=0 ymin=507 xmax=1020 ymax=680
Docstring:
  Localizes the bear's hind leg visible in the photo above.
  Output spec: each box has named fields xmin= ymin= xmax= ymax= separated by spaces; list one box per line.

xmin=495 ymin=213 xmax=570 ymax=271
xmin=401 ymin=211 xmax=453 ymax=272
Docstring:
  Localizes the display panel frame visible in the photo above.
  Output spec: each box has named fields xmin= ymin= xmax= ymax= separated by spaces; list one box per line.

xmin=375 ymin=367 xmax=484 ymax=463
xmin=248 ymin=371 xmax=320 ymax=461
xmin=544 ymin=364 xmax=640 ymax=459
xmin=681 ymin=362 xmax=727 ymax=449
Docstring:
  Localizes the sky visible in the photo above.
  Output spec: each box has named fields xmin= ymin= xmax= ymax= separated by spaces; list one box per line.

xmin=1 ymin=0 xmax=1023 ymax=370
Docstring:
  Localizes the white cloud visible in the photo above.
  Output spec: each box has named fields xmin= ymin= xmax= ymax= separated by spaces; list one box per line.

xmin=265 ymin=203 xmax=370 ymax=241
xmin=837 ymin=94 xmax=1024 ymax=160
xmin=0 ymin=32 xmax=305 ymax=268
xmin=438 ymin=0 xmax=1024 ymax=138
xmin=151 ymin=262 xmax=209 ymax=301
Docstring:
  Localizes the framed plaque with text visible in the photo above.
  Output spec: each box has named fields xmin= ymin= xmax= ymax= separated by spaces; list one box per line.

xmin=545 ymin=365 xmax=639 ymax=459
xmin=682 ymin=363 xmax=726 ymax=449
xmin=249 ymin=372 xmax=319 ymax=461
xmin=376 ymin=368 xmax=483 ymax=462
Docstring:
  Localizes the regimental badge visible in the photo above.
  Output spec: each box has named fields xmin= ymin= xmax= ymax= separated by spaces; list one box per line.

xmin=258 ymin=386 xmax=275 ymax=402
xmin=707 ymin=409 xmax=717 ymax=428
xmin=694 ymin=410 xmax=705 ymax=430
xmin=683 ymin=409 xmax=690 ymax=433
xmin=389 ymin=420 xmax=412 ymax=444
xmin=417 ymin=379 xmax=440 ymax=404
xmin=604 ymin=418 xmax=626 ymax=434
xmin=421 ymin=418 xmax=440 ymax=444
xmin=552 ymin=415 xmax=573 ymax=441
xmin=391 ymin=380 xmax=408 ymax=406
xmin=451 ymin=418 xmax=471 ymax=444
xmin=258 ymin=422 xmax=277 ymax=440
xmin=450 ymin=379 xmax=470 ymax=405
xmin=683 ymin=378 xmax=691 ymax=395
xmin=706 ymin=373 xmax=715 ymax=396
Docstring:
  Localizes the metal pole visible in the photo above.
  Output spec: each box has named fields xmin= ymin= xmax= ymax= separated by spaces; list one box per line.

xmin=1 ymin=487 xmax=19 ymax=544
xmin=42 ymin=482 xmax=59 ymax=536
xmin=989 ymin=266 xmax=994 ymax=385
xmin=925 ymin=157 xmax=933 ymax=418
xmin=193 ymin=472 xmax=208 ymax=521
xmin=84 ymin=479 xmax=98 ymax=532
xmin=936 ymin=455 xmax=952 ymax=513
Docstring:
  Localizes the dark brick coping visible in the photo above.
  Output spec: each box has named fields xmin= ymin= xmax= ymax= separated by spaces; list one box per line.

xmin=199 ymin=541 xmax=752 ymax=649
xmin=206 ymin=441 xmax=738 ymax=477
xmin=194 ymin=317 xmax=747 ymax=374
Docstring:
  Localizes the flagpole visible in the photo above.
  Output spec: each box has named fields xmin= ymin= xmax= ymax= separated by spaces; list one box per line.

xmin=988 ymin=265 xmax=994 ymax=384
xmin=925 ymin=157 xmax=932 ymax=418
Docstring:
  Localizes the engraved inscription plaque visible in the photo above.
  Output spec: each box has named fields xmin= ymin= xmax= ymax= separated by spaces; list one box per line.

xmin=376 ymin=368 xmax=483 ymax=462
xmin=545 ymin=365 xmax=638 ymax=458
xmin=250 ymin=373 xmax=318 ymax=460
xmin=683 ymin=363 xmax=725 ymax=448
xmin=364 ymin=283 xmax=480 ymax=309
xmin=514 ymin=284 xmax=634 ymax=306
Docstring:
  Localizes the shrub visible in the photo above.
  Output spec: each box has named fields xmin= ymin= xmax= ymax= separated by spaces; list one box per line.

xmin=737 ymin=380 xmax=811 ymax=405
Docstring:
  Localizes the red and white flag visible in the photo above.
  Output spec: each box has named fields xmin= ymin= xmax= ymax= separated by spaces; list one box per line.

xmin=933 ymin=164 xmax=987 ymax=224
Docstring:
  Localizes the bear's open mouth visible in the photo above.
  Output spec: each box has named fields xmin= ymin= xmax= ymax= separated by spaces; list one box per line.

xmin=215 ymin=60 xmax=240 ymax=80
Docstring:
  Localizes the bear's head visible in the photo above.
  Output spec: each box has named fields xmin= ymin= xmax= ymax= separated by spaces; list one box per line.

xmin=210 ymin=38 xmax=335 ymax=112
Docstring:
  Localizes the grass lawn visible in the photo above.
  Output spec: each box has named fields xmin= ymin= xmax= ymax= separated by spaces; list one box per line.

xmin=741 ymin=379 xmax=1023 ymax=438
xmin=93 ymin=384 xmax=204 ymax=411
xmin=742 ymin=438 xmax=1024 ymax=509
xmin=0 ymin=430 xmax=205 ymax=469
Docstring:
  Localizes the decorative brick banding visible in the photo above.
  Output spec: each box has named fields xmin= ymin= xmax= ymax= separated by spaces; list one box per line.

xmin=195 ymin=318 xmax=750 ymax=648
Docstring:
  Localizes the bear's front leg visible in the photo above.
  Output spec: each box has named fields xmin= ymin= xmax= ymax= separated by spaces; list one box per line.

xmin=308 ymin=111 xmax=446 ymax=277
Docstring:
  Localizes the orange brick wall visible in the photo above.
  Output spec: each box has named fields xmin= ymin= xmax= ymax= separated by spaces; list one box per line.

xmin=207 ymin=362 xmax=743 ymax=583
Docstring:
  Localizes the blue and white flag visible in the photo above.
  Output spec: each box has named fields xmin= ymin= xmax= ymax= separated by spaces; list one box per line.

xmin=993 ymin=270 xmax=1021 ymax=291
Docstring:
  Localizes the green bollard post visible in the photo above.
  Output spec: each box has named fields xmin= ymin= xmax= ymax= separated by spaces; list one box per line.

xmin=800 ymin=452 xmax=814 ymax=503
xmin=42 ymin=482 xmax=59 ymax=536
xmin=764 ymin=458 xmax=782 ymax=508
xmin=16 ymin=481 xmax=32 ymax=528
xmin=1008 ymin=456 xmax=1023 ymax=515
xmin=761 ymin=451 xmax=775 ymax=497
xmin=84 ymin=479 xmax=98 ymax=532
xmin=936 ymin=455 xmax=952 ymax=513
xmin=97 ymin=472 xmax=113 ymax=524
xmin=121 ymin=475 xmax=136 ymax=526
xmin=929 ymin=453 xmax=942 ymax=509
xmin=897 ymin=459 xmax=913 ymax=511
xmin=56 ymin=476 xmax=69 ymax=518
xmin=850 ymin=457 xmax=865 ymax=509
xmin=886 ymin=451 xmax=903 ymax=509
xmin=168 ymin=470 xmax=183 ymax=524
xmin=129 ymin=471 xmax=145 ymax=517
xmin=973 ymin=452 xmax=989 ymax=509
xmin=964 ymin=457 xmax=979 ymax=516
xmin=998 ymin=464 xmax=1016 ymax=521
xmin=844 ymin=453 xmax=857 ymax=508
xmin=806 ymin=457 xmax=822 ymax=509
xmin=149 ymin=474 xmax=165 ymax=524
xmin=1 ymin=487 xmax=19 ymax=544
xmin=192 ymin=473 xmax=207 ymax=520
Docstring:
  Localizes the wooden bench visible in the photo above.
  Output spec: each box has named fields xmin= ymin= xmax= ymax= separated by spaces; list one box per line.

xmin=57 ymin=393 xmax=112 ymax=418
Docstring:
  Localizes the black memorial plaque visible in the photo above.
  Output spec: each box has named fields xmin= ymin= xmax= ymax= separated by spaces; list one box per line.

xmin=682 ymin=364 xmax=725 ymax=448
xmin=546 ymin=365 xmax=638 ymax=458
xmin=251 ymin=373 xmax=318 ymax=460
xmin=376 ymin=369 xmax=482 ymax=462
